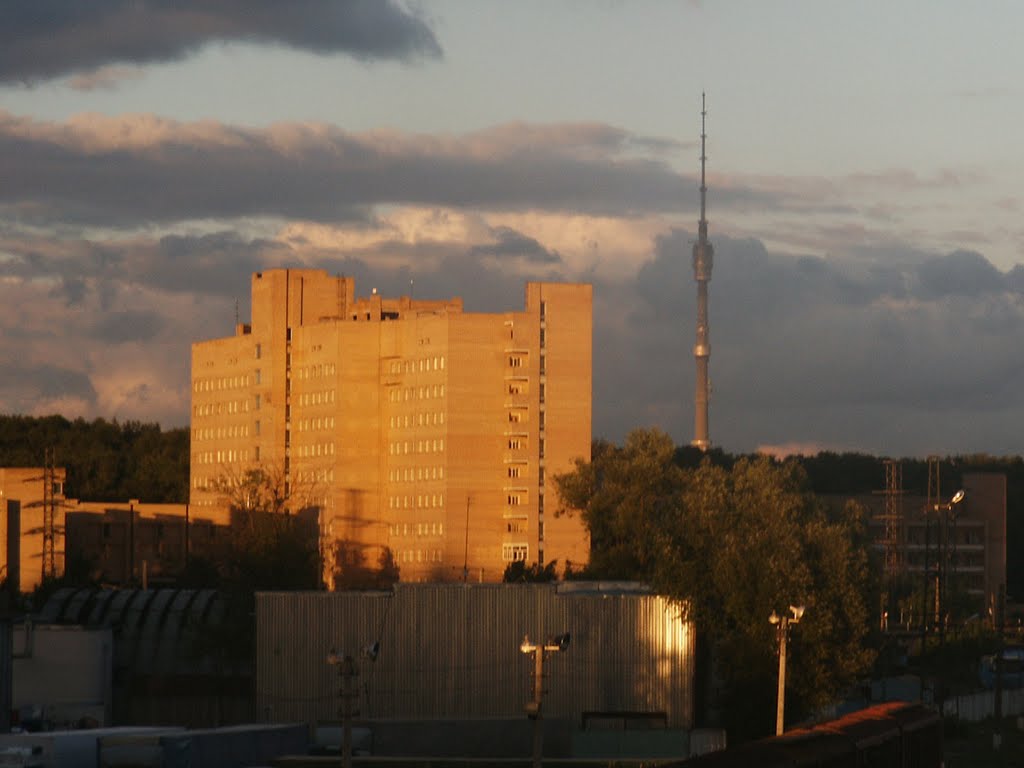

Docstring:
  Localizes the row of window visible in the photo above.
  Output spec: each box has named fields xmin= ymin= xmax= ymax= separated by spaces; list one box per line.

xmin=194 ymin=400 xmax=250 ymax=418
xmin=297 ymin=416 xmax=336 ymax=432
xmin=296 ymin=363 xmax=336 ymax=380
xmin=387 ymin=384 xmax=446 ymax=403
xmin=193 ymin=448 xmax=253 ymax=465
xmin=387 ymin=357 xmax=446 ymax=375
xmin=389 ymin=521 xmax=445 ymax=537
xmin=396 ymin=549 xmax=444 ymax=564
xmin=296 ymin=389 xmax=336 ymax=406
xmin=507 ymin=492 xmax=527 ymax=506
xmin=388 ymin=466 xmax=445 ymax=482
xmin=296 ymin=468 xmax=334 ymax=484
xmin=388 ymin=494 xmax=445 ymax=510
xmin=194 ymin=374 xmax=251 ymax=393
xmin=295 ymin=442 xmax=335 ymax=458
xmin=389 ymin=412 xmax=445 ymax=429
xmin=388 ymin=439 xmax=445 ymax=455
xmin=193 ymin=425 xmax=250 ymax=441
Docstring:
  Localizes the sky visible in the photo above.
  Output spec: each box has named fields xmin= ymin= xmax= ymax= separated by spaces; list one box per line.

xmin=1 ymin=0 xmax=1023 ymax=458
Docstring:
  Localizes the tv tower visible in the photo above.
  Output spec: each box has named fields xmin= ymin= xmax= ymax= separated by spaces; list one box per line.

xmin=691 ymin=94 xmax=713 ymax=451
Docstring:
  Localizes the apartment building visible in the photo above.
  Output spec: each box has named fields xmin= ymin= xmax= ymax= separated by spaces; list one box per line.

xmin=190 ymin=269 xmax=592 ymax=584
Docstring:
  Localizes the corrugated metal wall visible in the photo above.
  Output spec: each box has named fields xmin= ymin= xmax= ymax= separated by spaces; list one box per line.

xmin=256 ymin=583 xmax=694 ymax=727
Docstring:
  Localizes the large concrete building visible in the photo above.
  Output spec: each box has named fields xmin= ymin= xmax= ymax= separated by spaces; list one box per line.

xmin=190 ymin=269 xmax=592 ymax=585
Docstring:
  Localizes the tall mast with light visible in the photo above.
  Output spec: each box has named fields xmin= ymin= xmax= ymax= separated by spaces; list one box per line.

xmin=692 ymin=93 xmax=713 ymax=451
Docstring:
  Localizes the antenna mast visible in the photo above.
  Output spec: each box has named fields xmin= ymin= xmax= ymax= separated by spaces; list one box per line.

xmin=691 ymin=93 xmax=714 ymax=450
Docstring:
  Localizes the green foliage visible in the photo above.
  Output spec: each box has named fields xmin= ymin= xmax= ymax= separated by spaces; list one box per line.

xmin=556 ymin=428 xmax=875 ymax=741
xmin=333 ymin=542 xmax=400 ymax=590
xmin=503 ymin=559 xmax=558 ymax=583
xmin=0 ymin=414 xmax=188 ymax=502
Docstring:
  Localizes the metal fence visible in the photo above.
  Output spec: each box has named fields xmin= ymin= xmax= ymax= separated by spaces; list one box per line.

xmin=256 ymin=582 xmax=694 ymax=727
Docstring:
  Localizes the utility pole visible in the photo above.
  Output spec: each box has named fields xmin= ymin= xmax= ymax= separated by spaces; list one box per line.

xmin=327 ymin=641 xmax=378 ymax=768
xmin=769 ymin=605 xmax=805 ymax=736
xmin=463 ymin=495 xmax=471 ymax=582
xmin=520 ymin=633 xmax=570 ymax=768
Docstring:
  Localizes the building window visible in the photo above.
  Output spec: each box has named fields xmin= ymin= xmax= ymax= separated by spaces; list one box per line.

xmin=255 ymin=343 xmax=261 ymax=360
xmin=507 ymin=466 xmax=521 ymax=478
xmin=254 ymin=419 xmax=260 ymax=436
xmin=254 ymin=369 xmax=261 ymax=385
xmin=502 ymin=543 xmax=528 ymax=562
xmin=506 ymin=517 xmax=528 ymax=534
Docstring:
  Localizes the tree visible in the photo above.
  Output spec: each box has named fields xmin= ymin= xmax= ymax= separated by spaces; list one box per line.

xmin=503 ymin=560 xmax=557 ymax=583
xmin=555 ymin=428 xmax=875 ymax=740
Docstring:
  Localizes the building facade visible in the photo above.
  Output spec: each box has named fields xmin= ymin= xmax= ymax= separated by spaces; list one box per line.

xmin=190 ymin=269 xmax=592 ymax=585
xmin=0 ymin=467 xmax=67 ymax=592
xmin=63 ymin=500 xmax=232 ymax=587
xmin=838 ymin=472 xmax=1006 ymax=621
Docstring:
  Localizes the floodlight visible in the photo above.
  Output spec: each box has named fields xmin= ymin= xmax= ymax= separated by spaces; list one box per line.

xmin=951 ymin=490 xmax=965 ymax=505
xmin=362 ymin=641 xmax=380 ymax=662
xmin=769 ymin=611 xmax=780 ymax=625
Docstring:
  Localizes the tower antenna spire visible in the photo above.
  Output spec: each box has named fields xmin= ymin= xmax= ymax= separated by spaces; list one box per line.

xmin=691 ymin=93 xmax=713 ymax=451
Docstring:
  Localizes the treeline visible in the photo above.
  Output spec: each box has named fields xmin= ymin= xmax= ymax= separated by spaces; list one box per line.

xmin=0 ymin=414 xmax=188 ymax=503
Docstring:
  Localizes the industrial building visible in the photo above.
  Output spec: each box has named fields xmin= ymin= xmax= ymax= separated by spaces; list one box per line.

xmin=834 ymin=471 xmax=1006 ymax=623
xmin=190 ymin=269 xmax=593 ymax=585
xmin=256 ymin=582 xmax=695 ymax=730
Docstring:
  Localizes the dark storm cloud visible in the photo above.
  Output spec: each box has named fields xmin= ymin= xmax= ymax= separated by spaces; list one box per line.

xmin=0 ymin=229 xmax=294 ymax=305
xmin=0 ymin=363 xmax=98 ymax=404
xmin=0 ymin=0 xmax=441 ymax=83
xmin=469 ymin=227 xmax=561 ymax=263
xmin=604 ymin=231 xmax=1024 ymax=455
xmin=94 ymin=310 xmax=165 ymax=343
xmin=914 ymin=250 xmax=1006 ymax=299
xmin=0 ymin=113 xmax=776 ymax=226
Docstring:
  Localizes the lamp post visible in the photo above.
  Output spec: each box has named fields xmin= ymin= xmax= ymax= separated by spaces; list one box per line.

xmin=769 ymin=605 xmax=805 ymax=736
xmin=520 ymin=633 xmax=570 ymax=768
xmin=937 ymin=489 xmax=965 ymax=641
xmin=327 ymin=641 xmax=379 ymax=768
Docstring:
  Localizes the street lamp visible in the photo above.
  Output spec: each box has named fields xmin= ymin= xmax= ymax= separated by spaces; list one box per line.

xmin=520 ymin=633 xmax=570 ymax=768
xmin=327 ymin=642 xmax=379 ymax=768
xmin=769 ymin=605 xmax=805 ymax=736
xmin=923 ymin=490 xmax=965 ymax=639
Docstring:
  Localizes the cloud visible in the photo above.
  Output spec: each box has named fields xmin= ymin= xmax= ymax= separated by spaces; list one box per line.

xmin=66 ymin=65 xmax=145 ymax=92
xmin=94 ymin=309 xmax=165 ymax=343
xmin=0 ymin=0 xmax=442 ymax=84
xmin=914 ymin=250 xmax=1006 ymax=299
xmin=613 ymin=231 xmax=1024 ymax=455
xmin=0 ymin=112 xmax=776 ymax=227
xmin=469 ymin=226 xmax=561 ymax=264
xmin=2 ymin=213 xmax=1024 ymax=457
